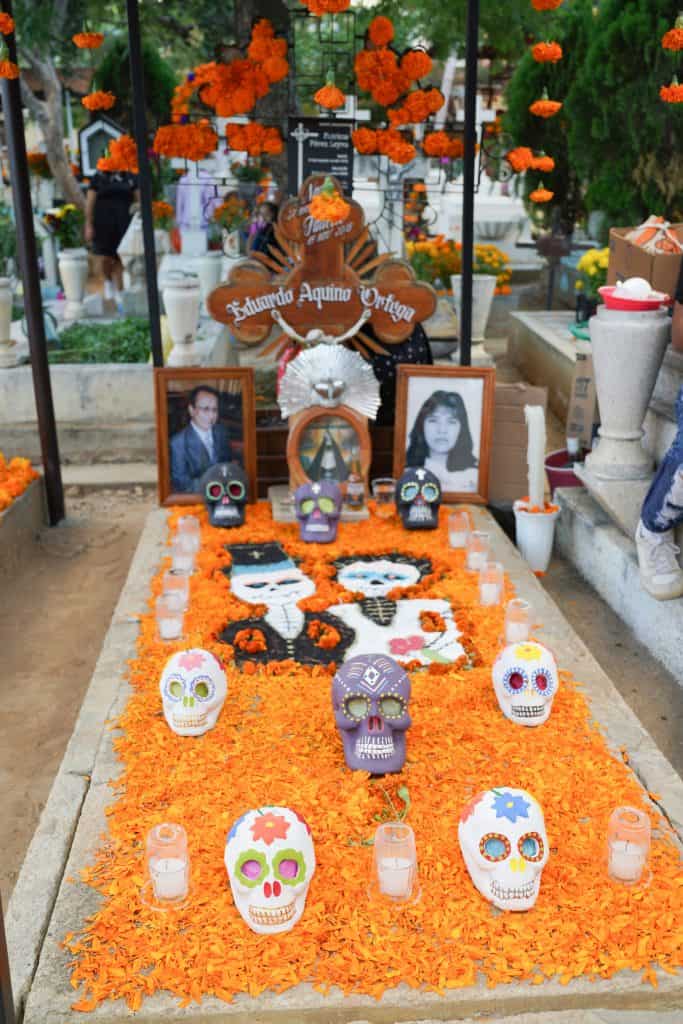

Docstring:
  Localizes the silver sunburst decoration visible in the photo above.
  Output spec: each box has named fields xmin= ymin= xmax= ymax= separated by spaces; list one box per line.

xmin=277 ymin=347 xmax=381 ymax=420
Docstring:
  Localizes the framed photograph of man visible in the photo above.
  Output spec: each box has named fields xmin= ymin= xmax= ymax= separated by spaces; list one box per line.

xmin=393 ymin=365 xmax=495 ymax=504
xmin=154 ymin=367 xmax=257 ymax=506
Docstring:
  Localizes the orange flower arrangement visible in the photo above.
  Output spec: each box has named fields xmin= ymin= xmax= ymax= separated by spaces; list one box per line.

xmin=352 ymin=127 xmax=378 ymax=155
xmin=506 ymin=146 xmax=534 ymax=172
xmin=660 ymin=78 xmax=683 ymax=103
xmin=96 ymin=134 xmax=138 ymax=173
xmin=423 ymin=131 xmax=464 ymax=159
xmin=367 ymin=15 xmax=394 ymax=47
xmin=400 ymin=49 xmax=432 ymax=81
xmin=314 ymin=80 xmax=346 ymax=110
xmin=0 ymin=59 xmax=19 ymax=79
xmin=301 ymin=0 xmax=350 ymax=14
xmin=307 ymin=620 xmax=342 ymax=649
xmin=389 ymin=88 xmax=444 ymax=126
xmin=309 ymin=176 xmax=350 ymax=223
xmin=151 ymin=200 xmax=174 ymax=229
xmin=529 ymin=97 xmax=562 ymax=118
xmin=0 ymin=13 xmax=14 ymax=34
xmin=530 ymin=0 xmax=563 ymax=8
xmin=0 ymin=453 xmax=39 ymax=513
xmin=72 ymin=31 xmax=104 ymax=48
xmin=81 ymin=91 xmax=116 ymax=111
xmin=376 ymin=128 xmax=417 ymax=164
xmin=532 ymin=153 xmax=555 ymax=172
xmin=27 ymin=151 xmax=51 ymax=177
xmin=153 ymin=122 xmax=218 ymax=162
xmin=234 ymin=627 xmax=268 ymax=654
xmin=529 ymin=185 xmax=554 ymax=203
xmin=225 ymin=122 xmax=283 ymax=157
xmin=354 ymin=47 xmax=410 ymax=107
xmin=662 ymin=14 xmax=683 ymax=49
xmin=63 ymin=501 xmax=683 ymax=1013
xmin=531 ymin=41 xmax=563 ymax=63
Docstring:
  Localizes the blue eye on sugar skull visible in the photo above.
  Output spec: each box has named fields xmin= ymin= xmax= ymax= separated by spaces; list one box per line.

xmin=396 ymin=466 xmax=441 ymax=530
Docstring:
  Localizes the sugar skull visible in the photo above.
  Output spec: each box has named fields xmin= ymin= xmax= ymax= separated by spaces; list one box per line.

xmin=227 ymin=543 xmax=315 ymax=607
xmin=294 ymin=480 xmax=342 ymax=543
xmin=332 ymin=654 xmax=411 ymax=773
xmin=458 ymin=788 xmax=549 ymax=911
xmin=396 ymin=467 xmax=441 ymax=529
xmin=334 ymin=554 xmax=429 ymax=598
xmin=159 ymin=648 xmax=227 ymax=736
xmin=199 ymin=462 xmax=248 ymax=528
xmin=492 ymin=641 xmax=559 ymax=726
xmin=224 ymin=806 xmax=315 ymax=934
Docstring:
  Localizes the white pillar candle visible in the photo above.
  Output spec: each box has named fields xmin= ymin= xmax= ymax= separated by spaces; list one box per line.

xmin=150 ymin=856 xmax=189 ymax=900
xmin=158 ymin=617 xmax=182 ymax=640
xmin=480 ymin=582 xmax=501 ymax=606
xmin=466 ymin=549 xmax=486 ymax=571
xmin=524 ymin=405 xmax=547 ymax=510
xmin=608 ymin=840 xmax=646 ymax=883
xmin=449 ymin=530 xmax=469 ymax=549
xmin=505 ymin=620 xmax=530 ymax=643
xmin=377 ymin=856 xmax=413 ymax=898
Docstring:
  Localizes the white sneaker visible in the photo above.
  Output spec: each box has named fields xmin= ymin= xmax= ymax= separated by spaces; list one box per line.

xmin=103 ymin=279 xmax=114 ymax=301
xmin=635 ymin=520 xmax=683 ymax=600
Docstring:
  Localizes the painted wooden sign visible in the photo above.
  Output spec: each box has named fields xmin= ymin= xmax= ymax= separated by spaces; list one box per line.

xmin=207 ymin=174 xmax=437 ymax=354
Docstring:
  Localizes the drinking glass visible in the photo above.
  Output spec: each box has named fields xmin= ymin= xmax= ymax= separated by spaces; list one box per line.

xmin=465 ymin=530 xmax=489 ymax=571
xmin=373 ymin=822 xmax=418 ymax=902
xmin=371 ymin=477 xmax=396 ymax=520
xmin=504 ymin=598 xmax=532 ymax=644
xmin=479 ymin=561 xmax=504 ymax=606
xmin=448 ymin=509 xmax=472 ymax=549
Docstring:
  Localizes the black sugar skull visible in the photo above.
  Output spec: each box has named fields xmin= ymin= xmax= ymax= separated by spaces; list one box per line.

xmin=397 ymin=467 xmax=441 ymax=529
xmin=200 ymin=462 xmax=248 ymax=528
xmin=332 ymin=654 xmax=411 ymax=773
xmin=294 ymin=481 xmax=342 ymax=543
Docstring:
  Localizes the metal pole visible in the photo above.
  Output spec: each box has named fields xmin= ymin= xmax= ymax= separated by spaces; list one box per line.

xmin=459 ymin=0 xmax=479 ymax=367
xmin=0 ymin=895 xmax=16 ymax=1024
xmin=126 ymin=0 xmax=164 ymax=367
xmin=1 ymin=0 xmax=64 ymax=524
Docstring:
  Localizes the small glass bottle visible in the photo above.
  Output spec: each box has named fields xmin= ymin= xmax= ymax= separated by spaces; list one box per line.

xmin=345 ymin=447 xmax=365 ymax=511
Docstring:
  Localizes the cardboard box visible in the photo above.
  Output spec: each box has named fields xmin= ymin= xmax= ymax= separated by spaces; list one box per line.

xmin=565 ymin=340 xmax=598 ymax=449
xmin=607 ymin=224 xmax=683 ymax=296
xmin=488 ymin=383 xmax=548 ymax=504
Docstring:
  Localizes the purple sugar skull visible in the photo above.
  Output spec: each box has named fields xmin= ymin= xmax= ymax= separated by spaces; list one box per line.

xmin=295 ymin=481 xmax=342 ymax=543
xmin=332 ymin=654 xmax=411 ymax=773
xmin=396 ymin=467 xmax=441 ymax=529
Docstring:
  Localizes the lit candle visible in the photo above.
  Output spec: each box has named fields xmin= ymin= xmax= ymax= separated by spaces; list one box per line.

xmin=149 ymin=856 xmax=189 ymax=900
xmin=377 ymin=856 xmax=413 ymax=899
xmin=524 ymin=405 xmax=547 ymax=509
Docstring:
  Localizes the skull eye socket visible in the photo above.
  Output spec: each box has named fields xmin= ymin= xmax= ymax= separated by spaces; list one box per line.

xmin=236 ymin=850 xmax=267 ymax=888
xmin=167 ymin=678 xmax=183 ymax=700
xmin=503 ymin=668 xmax=527 ymax=694
xmin=318 ymin=496 xmax=336 ymax=514
xmin=273 ymin=849 xmax=306 ymax=886
xmin=532 ymin=670 xmax=553 ymax=695
xmin=193 ymin=677 xmax=214 ymax=701
xmin=206 ymin=481 xmax=223 ymax=500
xmin=227 ymin=480 xmax=246 ymax=500
xmin=400 ymin=482 xmax=419 ymax=502
xmin=480 ymin=833 xmax=511 ymax=862
xmin=300 ymin=498 xmax=315 ymax=515
xmin=379 ymin=696 xmax=405 ymax=718
xmin=518 ymin=832 xmax=545 ymax=862
xmin=422 ymin=482 xmax=439 ymax=502
xmin=344 ymin=695 xmax=370 ymax=720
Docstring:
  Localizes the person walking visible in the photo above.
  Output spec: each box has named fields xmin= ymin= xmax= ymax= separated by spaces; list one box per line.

xmin=84 ymin=169 xmax=138 ymax=310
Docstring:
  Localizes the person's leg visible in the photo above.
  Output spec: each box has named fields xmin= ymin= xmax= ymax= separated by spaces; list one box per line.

xmin=110 ymin=255 xmax=124 ymax=294
xmin=101 ymin=255 xmax=116 ymax=301
xmin=636 ymin=385 xmax=683 ymax=599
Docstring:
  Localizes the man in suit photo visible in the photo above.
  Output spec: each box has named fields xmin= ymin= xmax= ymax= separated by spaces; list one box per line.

xmin=170 ymin=385 xmax=233 ymax=493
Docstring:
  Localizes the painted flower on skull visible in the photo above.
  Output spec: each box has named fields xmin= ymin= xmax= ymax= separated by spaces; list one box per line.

xmin=251 ymin=811 xmax=291 ymax=845
xmin=492 ymin=790 xmax=531 ymax=823
xmin=513 ymin=643 xmax=543 ymax=662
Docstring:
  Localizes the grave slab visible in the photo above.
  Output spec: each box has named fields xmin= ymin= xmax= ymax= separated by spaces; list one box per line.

xmin=0 ymin=477 xmax=46 ymax=578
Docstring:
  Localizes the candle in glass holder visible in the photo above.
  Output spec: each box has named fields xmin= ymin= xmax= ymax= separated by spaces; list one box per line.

xmin=479 ymin=561 xmax=504 ymax=606
xmin=607 ymin=806 xmax=650 ymax=884
xmin=171 ymin=533 xmax=195 ymax=575
xmin=374 ymin=822 xmax=417 ymax=902
xmin=504 ymin=598 xmax=532 ymax=643
xmin=465 ymin=530 xmax=490 ymax=572
xmin=371 ymin=477 xmax=396 ymax=520
xmin=147 ymin=823 xmax=189 ymax=902
xmin=156 ymin=595 xmax=184 ymax=641
xmin=162 ymin=569 xmax=189 ymax=612
xmin=177 ymin=515 xmax=201 ymax=554
xmin=448 ymin=509 xmax=471 ymax=549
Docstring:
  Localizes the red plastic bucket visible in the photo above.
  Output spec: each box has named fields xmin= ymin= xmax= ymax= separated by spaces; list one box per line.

xmin=544 ymin=448 xmax=582 ymax=497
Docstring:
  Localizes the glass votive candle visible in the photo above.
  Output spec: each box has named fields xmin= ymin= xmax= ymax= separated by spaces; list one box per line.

xmin=479 ymin=561 xmax=504 ymax=606
xmin=371 ymin=477 xmax=396 ymax=519
xmin=607 ymin=806 xmax=651 ymax=885
xmin=504 ymin=598 xmax=532 ymax=644
xmin=177 ymin=515 xmax=201 ymax=553
xmin=146 ymin=823 xmax=189 ymax=902
xmin=448 ymin=509 xmax=471 ymax=548
xmin=373 ymin=821 xmax=417 ymax=901
xmin=156 ymin=594 xmax=184 ymax=641
xmin=171 ymin=533 xmax=196 ymax=575
xmin=162 ymin=569 xmax=189 ymax=612
xmin=465 ymin=530 xmax=490 ymax=571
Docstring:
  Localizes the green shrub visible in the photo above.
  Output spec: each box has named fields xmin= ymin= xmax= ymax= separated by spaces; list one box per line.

xmin=49 ymin=318 xmax=151 ymax=364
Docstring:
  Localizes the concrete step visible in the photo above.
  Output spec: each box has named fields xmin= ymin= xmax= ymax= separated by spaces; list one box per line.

xmin=555 ymin=485 xmax=683 ymax=688
xmin=53 ymin=462 xmax=158 ymax=490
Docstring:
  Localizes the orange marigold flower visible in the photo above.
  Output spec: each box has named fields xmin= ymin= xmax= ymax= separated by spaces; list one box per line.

xmin=153 ymin=123 xmax=218 ymax=162
xmin=531 ymin=41 xmax=563 ymax=63
xmin=81 ymin=91 xmax=116 ymax=111
xmin=262 ymin=56 xmax=289 ymax=83
xmin=660 ymin=79 xmax=683 ymax=103
xmin=226 ymin=122 xmax=283 ymax=158
xmin=420 ymin=610 xmax=446 ymax=632
xmin=309 ymin=183 xmax=350 ymax=223
xmin=97 ymin=134 xmax=138 ymax=174
xmin=529 ymin=186 xmax=554 ymax=203
xmin=400 ymin=49 xmax=432 ymax=81
xmin=302 ymin=0 xmax=350 ymax=13
xmin=529 ymin=97 xmax=562 ymax=118
xmin=423 ymin=131 xmax=463 ymax=159
xmin=72 ymin=31 xmax=104 ymax=49
xmin=662 ymin=14 xmax=683 ymax=49
xmin=307 ymin=619 xmax=342 ymax=649
xmin=0 ymin=13 xmax=15 ymax=34
xmin=532 ymin=154 xmax=555 ymax=172
xmin=314 ymin=82 xmax=346 ymax=110
xmin=507 ymin=146 xmax=534 ymax=172
xmin=234 ymin=628 xmax=268 ymax=654
xmin=368 ymin=15 xmax=394 ymax=47
xmin=352 ymin=127 xmax=378 ymax=154
xmin=0 ymin=59 xmax=19 ymax=79
xmin=530 ymin=0 xmax=563 ymax=8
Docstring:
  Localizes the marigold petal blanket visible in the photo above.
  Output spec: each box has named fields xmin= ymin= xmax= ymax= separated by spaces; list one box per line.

xmin=66 ymin=504 xmax=683 ymax=1012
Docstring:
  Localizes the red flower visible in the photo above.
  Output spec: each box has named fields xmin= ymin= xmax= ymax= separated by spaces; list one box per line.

xmin=251 ymin=811 xmax=290 ymax=845
xmin=178 ymin=652 xmax=205 ymax=670
xmin=390 ymin=635 xmax=424 ymax=656
xmin=460 ymin=791 xmax=486 ymax=824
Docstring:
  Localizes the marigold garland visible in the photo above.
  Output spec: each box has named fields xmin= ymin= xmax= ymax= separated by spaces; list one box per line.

xmin=531 ymin=41 xmax=563 ymax=63
xmin=660 ymin=79 xmax=683 ymax=103
xmin=389 ymin=88 xmax=444 ymax=126
xmin=97 ymin=134 xmax=138 ymax=173
xmin=153 ymin=122 xmax=218 ymax=162
xmin=0 ymin=453 xmax=39 ymax=512
xmin=530 ymin=0 xmax=563 ymax=8
xmin=506 ymin=146 xmax=534 ymax=172
xmin=300 ymin=0 xmax=350 ymax=14
xmin=81 ymin=91 xmax=116 ymax=112
xmin=64 ymin=501 xmax=683 ymax=1012
xmin=0 ymin=59 xmax=19 ymax=79
xmin=309 ymin=176 xmax=351 ymax=223
xmin=352 ymin=127 xmax=378 ymax=155
xmin=376 ymin=128 xmax=417 ymax=165
xmin=400 ymin=49 xmax=432 ymax=81
xmin=367 ymin=15 xmax=394 ymax=47
xmin=72 ymin=31 xmax=104 ymax=49
xmin=225 ymin=122 xmax=283 ymax=157
xmin=0 ymin=13 xmax=14 ymax=34
xmin=423 ymin=130 xmax=464 ymax=160
xmin=529 ymin=97 xmax=562 ymax=118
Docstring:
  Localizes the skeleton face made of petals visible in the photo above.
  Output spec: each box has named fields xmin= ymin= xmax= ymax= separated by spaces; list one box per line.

xmin=397 ymin=466 xmax=441 ymax=529
xmin=159 ymin=648 xmax=227 ymax=736
xmin=458 ymin=788 xmax=549 ymax=911
xmin=225 ymin=806 xmax=315 ymax=934
xmin=336 ymin=558 xmax=421 ymax=599
xmin=332 ymin=654 xmax=411 ymax=773
xmin=200 ymin=462 xmax=248 ymax=528
xmin=492 ymin=642 xmax=559 ymax=726
xmin=295 ymin=480 xmax=342 ymax=543
xmin=230 ymin=567 xmax=315 ymax=608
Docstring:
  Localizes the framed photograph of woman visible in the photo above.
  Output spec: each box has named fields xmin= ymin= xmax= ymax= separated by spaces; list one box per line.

xmin=154 ymin=367 xmax=257 ymax=506
xmin=393 ymin=365 xmax=495 ymax=503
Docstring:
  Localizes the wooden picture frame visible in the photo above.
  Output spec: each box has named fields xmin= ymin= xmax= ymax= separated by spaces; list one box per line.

xmin=286 ymin=405 xmax=371 ymax=493
xmin=393 ymin=365 xmax=495 ymax=504
xmin=154 ymin=367 xmax=257 ymax=507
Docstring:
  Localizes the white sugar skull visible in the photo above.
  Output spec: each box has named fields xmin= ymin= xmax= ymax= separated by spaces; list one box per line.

xmin=458 ymin=787 xmax=549 ymax=911
xmin=336 ymin=557 xmax=423 ymax=598
xmin=159 ymin=648 xmax=227 ymax=736
xmin=492 ymin=641 xmax=559 ymax=726
xmin=224 ymin=806 xmax=315 ymax=934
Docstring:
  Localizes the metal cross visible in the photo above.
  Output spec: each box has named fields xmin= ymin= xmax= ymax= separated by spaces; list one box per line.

xmin=291 ymin=121 xmax=318 ymax=191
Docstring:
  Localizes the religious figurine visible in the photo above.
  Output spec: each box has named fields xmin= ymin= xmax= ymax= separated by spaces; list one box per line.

xmin=294 ymin=481 xmax=342 ymax=543
xmin=159 ymin=648 xmax=227 ymax=737
xmin=199 ymin=462 xmax=248 ymax=528
xmin=396 ymin=466 xmax=442 ymax=529
xmin=458 ymin=787 xmax=549 ymax=911
xmin=492 ymin=641 xmax=559 ymax=726
xmin=225 ymin=806 xmax=315 ymax=934
xmin=331 ymin=654 xmax=411 ymax=773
